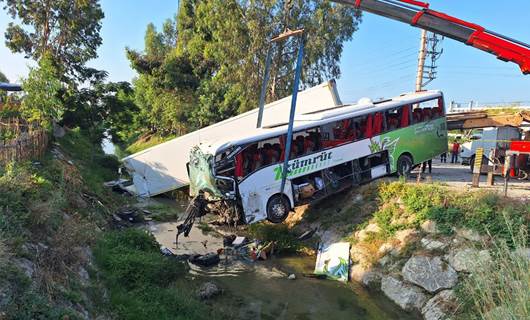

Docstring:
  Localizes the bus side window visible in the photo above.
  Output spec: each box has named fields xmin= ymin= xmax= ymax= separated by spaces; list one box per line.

xmin=373 ymin=112 xmax=383 ymax=135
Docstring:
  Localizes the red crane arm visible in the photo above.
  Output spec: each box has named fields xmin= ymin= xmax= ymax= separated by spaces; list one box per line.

xmin=332 ymin=0 xmax=530 ymax=75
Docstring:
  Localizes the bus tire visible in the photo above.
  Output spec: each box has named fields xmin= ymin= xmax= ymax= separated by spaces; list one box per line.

xmin=266 ymin=194 xmax=290 ymax=223
xmin=397 ymin=154 xmax=413 ymax=177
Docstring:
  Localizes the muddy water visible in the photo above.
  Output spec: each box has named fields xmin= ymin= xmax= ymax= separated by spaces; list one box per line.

xmin=147 ymin=198 xmax=418 ymax=320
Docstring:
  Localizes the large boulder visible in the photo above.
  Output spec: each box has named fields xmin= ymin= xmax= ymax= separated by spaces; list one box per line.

xmin=350 ymin=264 xmax=382 ymax=289
xmin=381 ymin=275 xmax=427 ymax=312
xmin=355 ymin=223 xmax=381 ymax=241
xmin=197 ymin=282 xmax=222 ymax=300
xmin=402 ymin=256 xmax=458 ymax=293
xmin=421 ymin=290 xmax=458 ymax=320
xmin=446 ymin=248 xmax=491 ymax=272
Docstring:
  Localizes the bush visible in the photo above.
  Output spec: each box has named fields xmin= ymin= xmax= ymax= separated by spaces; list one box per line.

xmin=247 ymin=223 xmax=304 ymax=253
xmin=94 ymin=229 xmax=212 ymax=320
xmin=458 ymin=216 xmax=529 ymax=319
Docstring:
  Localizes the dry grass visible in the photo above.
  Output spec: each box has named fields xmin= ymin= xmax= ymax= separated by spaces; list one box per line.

xmin=460 ymin=214 xmax=529 ymax=320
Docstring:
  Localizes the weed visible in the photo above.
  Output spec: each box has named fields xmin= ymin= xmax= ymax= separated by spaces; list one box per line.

xmin=247 ymin=223 xmax=305 ymax=253
xmin=458 ymin=215 xmax=529 ymax=319
xmin=94 ymin=229 xmax=213 ymax=319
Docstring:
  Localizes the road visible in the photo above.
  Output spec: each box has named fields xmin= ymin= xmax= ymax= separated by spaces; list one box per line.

xmin=392 ymin=158 xmax=530 ymax=199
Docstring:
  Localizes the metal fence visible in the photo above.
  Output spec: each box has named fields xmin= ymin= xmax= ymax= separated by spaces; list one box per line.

xmin=0 ymin=118 xmax=49 ymax=165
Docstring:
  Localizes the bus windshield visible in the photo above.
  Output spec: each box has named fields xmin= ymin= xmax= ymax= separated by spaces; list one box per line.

xmin=188 ymin=146 xmax=223 ymax=198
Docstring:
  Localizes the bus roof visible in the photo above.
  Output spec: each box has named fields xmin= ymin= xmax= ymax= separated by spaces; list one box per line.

xmin=199 ymin=90 xmax=443 ymax=155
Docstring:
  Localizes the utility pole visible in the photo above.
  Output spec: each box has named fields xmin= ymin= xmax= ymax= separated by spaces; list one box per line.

xmin=415 ymin=30 xmax=444 ymax=92
xmin=415 ymin=29 xmax=428 ymax=92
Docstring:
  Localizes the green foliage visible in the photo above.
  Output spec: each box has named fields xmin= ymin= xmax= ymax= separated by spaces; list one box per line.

xmin=458 ymin=218 xmax=529 ymax=320
xmin=0 ymin=70 xmax=8 ymax=103
xmin=94 ymin=229 xmax=211 ymax=320
xmin=3 ymin=0 xmax=104 ymax=79
xmin=247 ymin=223 xmax=304 ymax=253
xmin=21 ymin=54 xmax=64 ymax=127
xmin=126 ymin=1 xmax=361 ymax=138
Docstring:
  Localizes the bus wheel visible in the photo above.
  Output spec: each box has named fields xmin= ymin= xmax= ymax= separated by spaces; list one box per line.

xmin=266 ymin=194 xmax=290 ymax=223
xmin=397 ymin=154 xmax=413 ymax=177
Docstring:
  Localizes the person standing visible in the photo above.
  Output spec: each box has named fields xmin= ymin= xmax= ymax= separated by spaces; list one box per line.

xmin=451 ymin=139 xmax=461 ymax=163
xmin=440 ymin=152 xmax=447 ymax=163
xmin=422 ymin=159 xmax=432 ymax=174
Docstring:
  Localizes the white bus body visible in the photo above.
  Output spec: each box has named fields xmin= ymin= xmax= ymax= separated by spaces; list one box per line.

xmin=189 ymin=90 xmax=448 ymax=224
xmin=122 ymin=81 xmax=342 ymax=197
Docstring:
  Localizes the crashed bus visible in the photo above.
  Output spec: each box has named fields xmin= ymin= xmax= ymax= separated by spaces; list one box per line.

xmin=187 ymin=90 xmax=448 ymax=224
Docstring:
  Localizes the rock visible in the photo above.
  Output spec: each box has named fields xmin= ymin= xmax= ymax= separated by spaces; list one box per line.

xmin=53 ymin=122 xmax=66 ymax=138
xmin=421 ymin=237 xmax=448 ymax=251
xmin=421 ymin=220 xmax=439 ymax=234
xmin=378 ymin=255 xmax=392 ymax=267
xmin=447 ymin=248 xmax=491 ymax=272
xmin=455 ymin=228 xmax=484 ymax=242
xmin=421 ymin=290 xmax=458 ymax=320
xmin=14 ymin=258 xmax=35 ymax=278
xmin=378 ymin=242 xmax=395 ymax=255
xmin=287 ymin=274 xmax=296 ymax=280
xmin=350 ymin=244 xmax=370 ymax=265
xmin=78 ymin=266 xmax=90 ymax=285
xmin=355 ymin=223 xmax=381 ymax=241
xmin=402 ymin=256 xmax=458 ymax=293
xmin=197 ymin=282 xmax=222 ymax=300
xmin=381 ymin=275 xmax=427 ymax=312
xmin=350 ymin=264 xmax=382 ymax=288
xmin=395 ymin=229 xmax=419 ymax=246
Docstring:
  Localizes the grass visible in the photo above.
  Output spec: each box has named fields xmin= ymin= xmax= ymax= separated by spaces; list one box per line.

xmin=125 ymin=133 xmax=176 ymax=155
xmin=457 ymin=215 xmax=529 ymax=320
xmin=0 ymin=128 xmax=129 ymax=318
xmin=93 ymin=229 xmax=214 ymax=320
xmin=247 ymin=223 xmax=307 ymax=254
xmin=362 ymin=181 xmax=529 ymax=245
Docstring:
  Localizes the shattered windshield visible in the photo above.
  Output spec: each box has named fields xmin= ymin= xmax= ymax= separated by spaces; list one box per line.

xmin=188 ymin=146 xmax=223 ymax=198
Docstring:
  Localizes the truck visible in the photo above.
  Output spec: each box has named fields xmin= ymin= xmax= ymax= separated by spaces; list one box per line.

xmin=460 ymin=127 xmax=521 ymax=171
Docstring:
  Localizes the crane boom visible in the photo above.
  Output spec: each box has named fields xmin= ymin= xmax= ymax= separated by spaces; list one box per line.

xmin=332 ymin=0 xmax=530 ymax=75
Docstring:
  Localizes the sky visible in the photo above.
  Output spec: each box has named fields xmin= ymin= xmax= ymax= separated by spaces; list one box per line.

xmin=1 ymin=0 xmax=529 ymax=106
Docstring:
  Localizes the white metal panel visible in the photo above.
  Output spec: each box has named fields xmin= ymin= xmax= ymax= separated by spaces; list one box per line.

xmin=122 ymin=81 xmax=341 ymax=197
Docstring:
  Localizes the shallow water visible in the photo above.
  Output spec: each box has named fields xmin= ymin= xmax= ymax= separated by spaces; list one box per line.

xmin=147 ymin=197 xmax=419 ymax=320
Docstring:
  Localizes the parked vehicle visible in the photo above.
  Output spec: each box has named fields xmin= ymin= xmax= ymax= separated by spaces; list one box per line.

xmin=188 ymin=90 xmax=448 ymax=224
xmin=460 ymin=127 xmax=521 ymax=171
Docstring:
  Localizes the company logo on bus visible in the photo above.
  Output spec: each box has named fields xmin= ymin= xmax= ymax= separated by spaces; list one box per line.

xmin=273 ymin=151 xmax=333 ymax=180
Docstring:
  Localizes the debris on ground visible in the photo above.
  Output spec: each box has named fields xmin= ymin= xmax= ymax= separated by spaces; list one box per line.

xmin=288 ymin=274 xmax=296 ymax=280
xmin=197 ymin=282 xmax=222 ymax=300
xmin=314 ymin=242 xmax=350 ymax=282
xmin=189 ymin=253 xmax=221 ymax=267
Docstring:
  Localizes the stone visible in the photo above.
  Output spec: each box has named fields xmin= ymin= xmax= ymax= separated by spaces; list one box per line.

xmin=287 ymin=274 xmax=296 ymax=280
xmin=421 ymin=290 xmax=458 ymax=320
xmin=402 ymin=256 xmax=458 ymax=293
xmin=378 ymin=242 xmax=395 ymax=255
xmin=421 ymin=220 xmax=439 ymax=234
xmin=455 ymin=228 xmax=484 ymax=242
xmin=78 ymin=266 xmax=90 ymax=285
xmin=350 ymin=244 xmax=369 ymax=265
xmin=447 ymin=248 xmax=491 ymax=272
xmin=421 ymin=237 xmax=449 ymax=251
xmin=378 ymin=255 xmax=392 ymax=267
xmin=350 ymin=264 xmax=382 ymax=288
xmin=381 ymin=275 xmax=427 ymax=312
xmin=355 ymin=223 xmax=381 ymax=241
xmin=394 ymin=229 xmax=419 ymax=245
xmin=197 ymin=282 xmax=222 ymax=300
xmin=14 ymin=258 xmax=35 ymax=278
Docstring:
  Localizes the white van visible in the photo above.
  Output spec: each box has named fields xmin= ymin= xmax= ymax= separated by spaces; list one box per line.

xmin=461 ymin=127 xmax=520 ymax=170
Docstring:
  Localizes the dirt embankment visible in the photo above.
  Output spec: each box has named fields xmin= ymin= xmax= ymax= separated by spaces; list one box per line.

xmin=284 ymin=180 xmax=529 ymax=320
